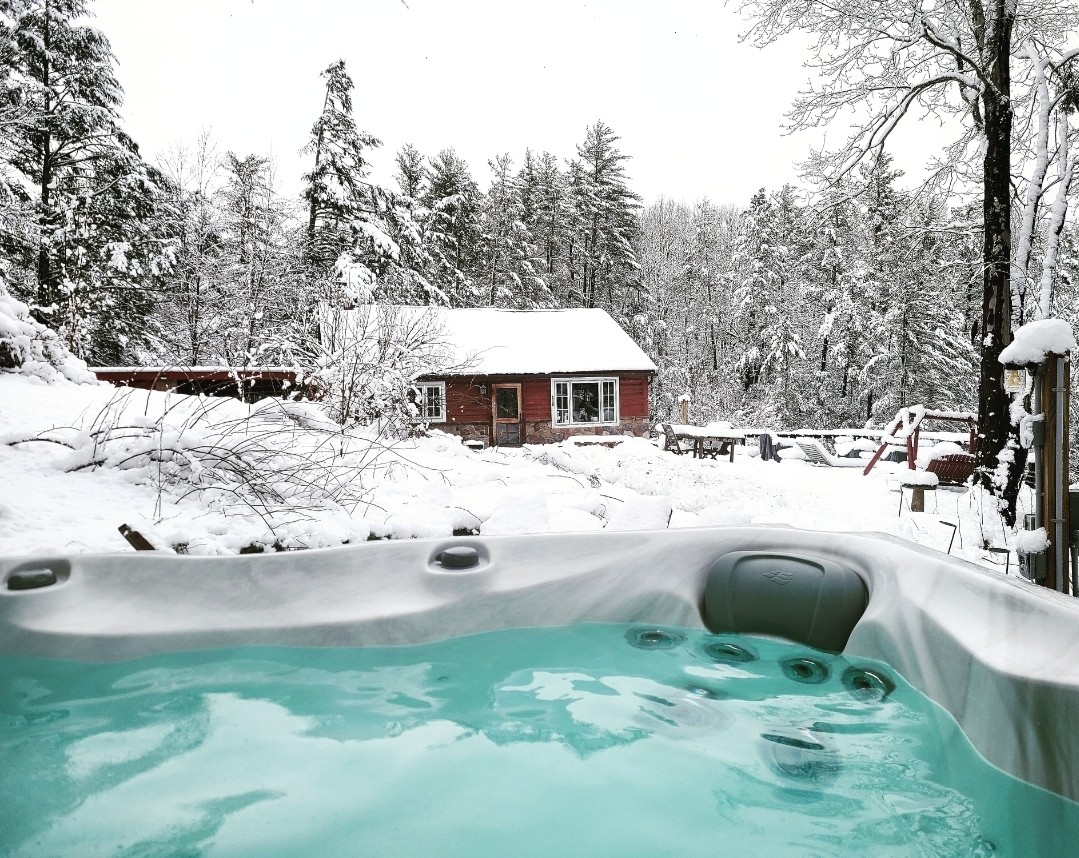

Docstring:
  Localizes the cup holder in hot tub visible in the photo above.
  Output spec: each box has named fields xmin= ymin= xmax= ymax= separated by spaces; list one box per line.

xmin=428 ymin=544 xmax=490 ymax=573
xmin=3 ymin=558 xmax=71 ymax=592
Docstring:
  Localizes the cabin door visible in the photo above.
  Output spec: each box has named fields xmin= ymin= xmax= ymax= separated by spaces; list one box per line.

xmin=492 ymin=384 xmax=522 ymax=446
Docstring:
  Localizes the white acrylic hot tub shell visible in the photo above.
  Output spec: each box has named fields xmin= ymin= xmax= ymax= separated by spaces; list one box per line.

xmin=2 ymin=526 xmax=1079 ymax=804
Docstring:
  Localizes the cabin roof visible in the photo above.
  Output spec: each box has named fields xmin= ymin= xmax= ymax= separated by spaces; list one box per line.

xmin=327 ymin=306 xmax=657 ymax=376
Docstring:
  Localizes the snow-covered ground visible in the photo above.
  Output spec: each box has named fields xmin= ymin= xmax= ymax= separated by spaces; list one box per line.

xmin=0 ymin=373 xmax=1030 ymax=575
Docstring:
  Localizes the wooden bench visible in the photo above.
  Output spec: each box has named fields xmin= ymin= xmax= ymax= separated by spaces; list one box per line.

xmin=926 ymin=453 xmax=976 ymax=486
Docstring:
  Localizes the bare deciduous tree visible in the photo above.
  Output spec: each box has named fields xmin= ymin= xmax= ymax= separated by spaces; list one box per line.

xmin=736 ymin=0 xmax=1079 ymax=523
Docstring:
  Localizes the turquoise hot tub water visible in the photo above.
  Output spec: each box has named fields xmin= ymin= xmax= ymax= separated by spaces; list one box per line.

xmin=3 ymin=623 xmax=1077 ymax=857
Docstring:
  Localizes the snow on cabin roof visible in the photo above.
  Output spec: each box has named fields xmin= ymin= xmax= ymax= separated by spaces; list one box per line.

xmin=329 ymin=306 xmax=657 ymax=375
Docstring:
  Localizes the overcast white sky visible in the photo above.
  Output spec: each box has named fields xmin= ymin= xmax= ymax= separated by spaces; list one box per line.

xmin=91 ymin=0 xmax=948 ymax=207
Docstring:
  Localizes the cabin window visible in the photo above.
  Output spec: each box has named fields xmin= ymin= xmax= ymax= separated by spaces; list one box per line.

xmin=416 ymin=382 xmax=446 ymax=422
xmin=552 ymin=378 xmax=618 ymax=426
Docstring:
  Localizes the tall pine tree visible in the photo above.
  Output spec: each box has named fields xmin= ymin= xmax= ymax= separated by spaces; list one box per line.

xmin=566 ymin=121 xmax=642 ymax=317
xmin=301 ymin=59 xmax=380 ymax=276
xmin=1 ymin=0 xmax=172 ymax=362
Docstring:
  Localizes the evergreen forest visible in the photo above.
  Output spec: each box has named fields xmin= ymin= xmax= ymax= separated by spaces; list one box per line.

xmin=3 ymin=0 xmax=1079 ymax=462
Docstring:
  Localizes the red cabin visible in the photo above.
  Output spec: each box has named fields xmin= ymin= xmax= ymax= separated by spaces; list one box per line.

xmin=332 ymin=306 xmax=656 ymax=447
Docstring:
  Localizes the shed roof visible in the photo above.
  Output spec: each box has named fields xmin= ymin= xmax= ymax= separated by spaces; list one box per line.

xmin=328 ymin=306 xmax=656 ymax=375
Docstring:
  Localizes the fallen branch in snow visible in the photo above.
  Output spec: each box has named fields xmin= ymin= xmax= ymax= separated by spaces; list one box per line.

xmin=6 ymin=436 xmax=77 ymax=450
xmin=52 ymin=388 xmax=422 ymax=545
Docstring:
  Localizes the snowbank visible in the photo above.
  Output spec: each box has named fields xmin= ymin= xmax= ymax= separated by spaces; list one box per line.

xmin=0 ymin=372 xmax=1039 ymax=571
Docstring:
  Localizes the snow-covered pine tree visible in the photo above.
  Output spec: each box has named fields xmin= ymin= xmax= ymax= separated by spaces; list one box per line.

xmin=528 ymin=150 xmax=567 ymax=289
xmin=394 ymin=143 xmax=426 ymax=200
xmin=876 ymin=195 xmax=977 ymax=417
xmin=216 ymin=153 xmax=304 ymax=373
xmin=301 ymin=59 xmax=380 ymax=277
xmin=423 ymin=148 xmax=483 ymax=302
xmin=566 ymin=121 xmax=642 ymax=317
xmin=801 ymin=183 xmax=869 ymax=425
xmin=517 ymin=149 xmax=538 ymax=229
xmin=732 ymin=186 xmax=808 ymax=422
xmin=480 ymin=153 xmax=549 ymax=307
xmin=2 ymin=0 xmax=174 ymax=363
xmin=0 ymin=5 xmax=34 ymax=288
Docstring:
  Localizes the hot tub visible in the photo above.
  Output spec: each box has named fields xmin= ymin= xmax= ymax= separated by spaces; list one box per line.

xmin=2 ymin=526 xmax=1078 ymax=854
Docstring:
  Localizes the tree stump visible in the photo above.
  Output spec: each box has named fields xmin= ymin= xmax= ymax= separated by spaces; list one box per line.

xmin=911 ymin=487 xmax=926 ymax=512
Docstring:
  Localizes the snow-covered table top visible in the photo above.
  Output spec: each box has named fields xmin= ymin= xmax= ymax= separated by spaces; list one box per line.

xmin=667 ymin=424 xmax=747 ymax=441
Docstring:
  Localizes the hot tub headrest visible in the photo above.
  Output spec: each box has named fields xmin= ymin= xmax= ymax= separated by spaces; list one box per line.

xmin=703 ymin=551 xmax=868 ymax=652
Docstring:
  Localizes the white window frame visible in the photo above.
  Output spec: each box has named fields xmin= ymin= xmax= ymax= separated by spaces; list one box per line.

xmin=551 ymin=377 xmax=619 ymax=427
xmin=416 ymin=381 xmax=447 ymax=423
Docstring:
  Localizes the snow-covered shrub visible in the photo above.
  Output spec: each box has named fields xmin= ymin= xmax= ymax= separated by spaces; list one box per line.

xmin=296 ymin=303 xmax=462 ymax=433
xmin=0 ymin=281 xmax=97 ymax=383
xmin=10 ymin=389 xmax=393 ymax=550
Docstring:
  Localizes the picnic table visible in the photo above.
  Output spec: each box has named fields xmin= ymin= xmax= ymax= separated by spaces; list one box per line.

xmin=667 ymin=424 xmax=747 ymax=462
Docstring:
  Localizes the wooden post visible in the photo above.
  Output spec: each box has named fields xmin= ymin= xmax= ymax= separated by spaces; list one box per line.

xmin=1037 ymin=354 xmax=1071 ymax=593
xmin=679 ymin=395 xmax=689 ymax=425
xmin=118 ymin=523 xmax=156 ymax=551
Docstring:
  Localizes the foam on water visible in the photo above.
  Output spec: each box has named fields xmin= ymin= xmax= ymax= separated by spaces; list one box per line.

xmin=1 ymin=624 xmax=1076 ymax=857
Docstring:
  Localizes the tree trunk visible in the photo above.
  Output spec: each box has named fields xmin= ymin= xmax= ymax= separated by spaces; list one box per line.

xmin=489 ymin=243 xmax=499 ymax=305
xmin=307 ymin=88 xmax=330 ymax=240
xmin=976 ymin=4 xmax=1020 ymax=524
xmin=35 ymin=0 xmax=54 ymax=324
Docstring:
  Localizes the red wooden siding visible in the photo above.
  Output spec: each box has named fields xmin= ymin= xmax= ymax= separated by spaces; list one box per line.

xmin=434 ymin=371 xmax=652 ymax=425
xmin=521 ymin=378 xmax=552 ymax=421
xmin=444 ymin=379 xmax=489 ymax=423
xmin=618 ymin=372 xmax=649 ymax=418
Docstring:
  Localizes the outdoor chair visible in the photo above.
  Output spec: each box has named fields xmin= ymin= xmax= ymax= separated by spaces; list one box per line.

xmin=699 ymin=437 xmax=732 ymax=459
xmin=792 ymin=438 xmax=865 ymax=468
xmin=661 ymin=423 xmax=694 ymax=455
